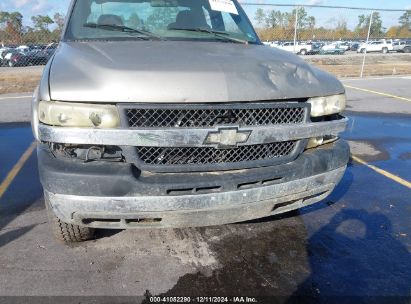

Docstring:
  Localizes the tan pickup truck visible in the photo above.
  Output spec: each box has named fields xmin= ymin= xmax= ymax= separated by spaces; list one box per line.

xmin=32 ymin=0 xmax=349 ymax=243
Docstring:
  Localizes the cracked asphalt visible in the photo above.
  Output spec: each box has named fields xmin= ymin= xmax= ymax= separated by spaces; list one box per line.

xmin=0 ymin=76 xmax=410 ymax=303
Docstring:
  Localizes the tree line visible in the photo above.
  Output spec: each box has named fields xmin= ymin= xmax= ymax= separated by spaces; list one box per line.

xmin=0 ymin=11 xmax=65 ymax=45
xmin=254 ymin=8 xmax=411 ymax=41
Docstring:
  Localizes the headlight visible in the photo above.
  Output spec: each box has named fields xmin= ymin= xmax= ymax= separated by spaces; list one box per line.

xmin=307 ymin=94 xmax=346 ymax=117
xmin=38 ymin=101 xmax=120 ymax=128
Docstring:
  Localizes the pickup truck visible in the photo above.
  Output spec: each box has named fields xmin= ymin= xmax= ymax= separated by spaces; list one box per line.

xmin=32 ymin=0 xmax=349 ymax=243
xmin=275 ymin=41 xmax=312 ymax=55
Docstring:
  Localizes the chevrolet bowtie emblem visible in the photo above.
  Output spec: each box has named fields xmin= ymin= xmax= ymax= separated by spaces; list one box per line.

xmin=204 ymin=128 xmax=252 ymax=149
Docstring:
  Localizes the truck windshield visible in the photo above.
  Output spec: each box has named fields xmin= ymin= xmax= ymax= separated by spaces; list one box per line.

xmin=65 ymin=0 xmax=259 ymax=44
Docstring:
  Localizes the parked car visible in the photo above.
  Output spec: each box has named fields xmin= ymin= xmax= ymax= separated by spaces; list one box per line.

xmin=307 ymin=42 xmax=322 ymax=55
xmin=2 ymin=49 xmax=21 ymax=66
xmin=322 ymin=42 xmax=339 ymax=51
xmin=357 ymin=40 xmax=393 ymax=54
xmin=337 ymin=41 xmax=350 ymax=51
xmin=0 ymin=46 xmax=10 ymax=59
xmin=321 ymin=43 xmax=346 ymax=55
xmin=2 ymin=44 xmax=57 ymax=67
xmin=27 ymin=47 xmax=57 ymax=65
xmin=32 ymin=0 xmax=349 ymax=243
xmin=0 ymin=47 xmax=10 ymax=66
xmin=393 ymin=40 xmax=411 ymax=53
xmin=276 ymin=41 xmax=312 ymax=55
xmin=349 ymin=42 xmax=360 ymax=52
xmin=7 ymin=51 xmax=28 ymax=67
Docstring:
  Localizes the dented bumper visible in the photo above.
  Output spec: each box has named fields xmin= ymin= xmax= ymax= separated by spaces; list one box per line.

xmin=39 ymin=140 xmax=349 ymax=229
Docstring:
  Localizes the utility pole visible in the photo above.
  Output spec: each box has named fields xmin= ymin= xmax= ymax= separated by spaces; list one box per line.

xmin=360 ymin=11 xmax=374 ymax=78
xmin=293 ymin=7 xmax=299 ymax=54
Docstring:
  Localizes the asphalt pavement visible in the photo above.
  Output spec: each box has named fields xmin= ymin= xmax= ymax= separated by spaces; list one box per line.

xmin=0 ymin=76 xmax=410 ymax=302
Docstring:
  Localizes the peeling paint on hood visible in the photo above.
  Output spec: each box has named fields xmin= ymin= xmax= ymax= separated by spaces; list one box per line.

xmin=49 ymin=41 xmax=345 ymax=103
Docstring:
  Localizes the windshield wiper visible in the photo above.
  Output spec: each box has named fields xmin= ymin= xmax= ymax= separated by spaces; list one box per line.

xmin=83 ymin=23 xmax=163 ymax=40
xmin=169 ymin=27 xmax=248 ymax=44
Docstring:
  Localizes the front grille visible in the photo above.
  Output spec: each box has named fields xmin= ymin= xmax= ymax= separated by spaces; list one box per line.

xmin=136 ymin=141 xmax=297 ymax=166
xmin=125 ymin=103 xmax=307 ymax=128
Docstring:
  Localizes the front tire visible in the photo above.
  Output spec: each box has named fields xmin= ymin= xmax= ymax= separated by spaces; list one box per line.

xmin=300 ymin=49 xmax=307 ymax=55
xmin=382 ymin=47 xmax=388 ymax=54
xmin=45 ymin=194 xmax=95 ymax=243
xmin=360 ymin=48 xmax=366 ymax=54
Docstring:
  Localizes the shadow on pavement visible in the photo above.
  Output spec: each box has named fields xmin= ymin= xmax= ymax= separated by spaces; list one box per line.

xmin=288 ymin=209 xmax=411 ymax=303
xmin=0 ymin=224 xmax=37 ymax=248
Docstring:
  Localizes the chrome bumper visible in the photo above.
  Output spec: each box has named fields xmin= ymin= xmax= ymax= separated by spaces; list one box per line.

xmin=37 ymin=118 xmax=348 ymax=147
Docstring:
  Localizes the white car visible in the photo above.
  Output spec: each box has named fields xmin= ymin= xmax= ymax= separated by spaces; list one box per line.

xmin=357 ymin=40 xmax=393 ymax=54
xmin=322 ymin=43 xmax=341 ymax=51
xmin=262 ymin=41 xmax=280 ymax=48
xmin=16 ymin=45 xmax=31 ymax=55
xmin=276 ymin=42 xmax=312 ymax=55
xmin=338 ymin=42 xmax=350 ymax=51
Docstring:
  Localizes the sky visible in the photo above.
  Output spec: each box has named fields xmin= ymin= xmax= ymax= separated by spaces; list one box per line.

xmin=1 ymin=0 xmax=410 ymax=28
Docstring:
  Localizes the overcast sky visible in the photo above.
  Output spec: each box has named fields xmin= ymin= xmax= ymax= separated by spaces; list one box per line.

xmin=1 ymin=0 xmax=410 ymax=29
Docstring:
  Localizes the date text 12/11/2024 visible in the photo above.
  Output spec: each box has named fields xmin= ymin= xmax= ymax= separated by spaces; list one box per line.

xmin=149 ymin=296 xmax=258 ymax=303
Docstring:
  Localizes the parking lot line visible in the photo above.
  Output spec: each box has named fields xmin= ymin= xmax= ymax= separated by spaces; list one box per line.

xmin=342 ymin=76 xmax=411 ymax=81
xmin=345 ymin=85 xmax=411 ymax=103
xmin=0 ymin=95 xmax=31 ymax=101
xmin=352 ymin=155 xmax=411 ymax=190
xmin=0 ymin=141 xmax=37 ymax=199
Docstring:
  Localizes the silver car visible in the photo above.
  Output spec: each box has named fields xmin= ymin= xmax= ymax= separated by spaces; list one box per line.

xmin=32 ymin=0 xmax=349 ymax=243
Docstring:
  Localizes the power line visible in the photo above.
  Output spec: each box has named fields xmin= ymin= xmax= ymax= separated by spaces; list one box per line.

xmin=241 ymin=3 xmax=409 ymax=12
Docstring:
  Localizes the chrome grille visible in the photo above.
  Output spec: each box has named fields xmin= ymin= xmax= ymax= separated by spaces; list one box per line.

xmin=136 ymin=141 xmax=297 ymax=166
xmin=125 ymin=103 xmax=307 ymax=128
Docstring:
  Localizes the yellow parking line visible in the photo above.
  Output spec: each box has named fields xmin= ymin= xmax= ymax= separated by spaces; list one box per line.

xmin=352 ymin=155 xmax=411 ymax=189
xmin=345 ymin=85 xmax=411 ymax=103
xmin=0 ymin=141 xmax=37 ymax=199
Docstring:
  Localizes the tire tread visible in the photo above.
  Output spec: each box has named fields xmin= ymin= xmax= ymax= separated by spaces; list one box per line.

xmin=45 ymin=195 xmax=94 ymax=243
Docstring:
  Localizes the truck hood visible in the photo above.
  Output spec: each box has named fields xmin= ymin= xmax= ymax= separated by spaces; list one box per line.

xmin=49 ymin=41 xmax=344 ymax=103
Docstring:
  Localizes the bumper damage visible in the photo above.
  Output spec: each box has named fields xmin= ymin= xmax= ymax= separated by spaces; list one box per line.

xmin=40 ymin=140 xmax=349 ymax=229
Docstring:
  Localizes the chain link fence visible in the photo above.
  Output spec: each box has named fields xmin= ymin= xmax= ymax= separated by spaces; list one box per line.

xmin=0 ymin=2 xmax=411 ymax=94
xmin=242 ymin=3 xmax=411 ymax=77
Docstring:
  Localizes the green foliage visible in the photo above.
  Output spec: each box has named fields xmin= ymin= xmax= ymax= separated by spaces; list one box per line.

xmin=292 ymin=7 xmax=310 ymax=29
xmin=254 ymin=8 xmax=266 ymax=27
xmin=265 ymin=10 xmax=288 ymax=28
xmin=31 ymin=15 xmax=54 ymax=31
xmin=355 ymin=12 xmax=385 ymax=37
xmin=255 ymin=7 xmax=315 ymax=31
xmin=0 ymin=10 xmax=63 ymax=44
xmin=53 ymin=13 xmax=65 ymax=32
xmin=0 ymin=11 xmax=23 ymax=32
xmin=399 ymin=10 xmax=411 ymax=30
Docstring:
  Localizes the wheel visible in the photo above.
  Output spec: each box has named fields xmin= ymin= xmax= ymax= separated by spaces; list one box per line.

xmin=382 ymin=47 xmax=388 ymax=54
xmin=404 ymin=47 xmax=411 ymax=53
xmin=8 ymin=60 xmax=14 ymax=67
xmin=45 ymin=194 xmax=95 ymax=243
xmin=300 ymin=49 xmax=307 ymax=55
xmin=360 ymin=48 xmax=366 ymax=54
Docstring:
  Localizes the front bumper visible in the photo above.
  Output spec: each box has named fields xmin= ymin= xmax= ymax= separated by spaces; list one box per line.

xmin=40 ymin=140 xmax=349 ymax=229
